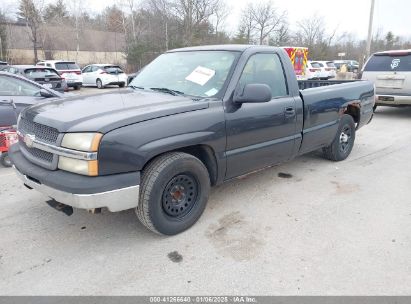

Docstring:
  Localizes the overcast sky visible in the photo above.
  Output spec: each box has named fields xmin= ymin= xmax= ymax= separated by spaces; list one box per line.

xmin=2 ymin=0 xmax=409 ymax=39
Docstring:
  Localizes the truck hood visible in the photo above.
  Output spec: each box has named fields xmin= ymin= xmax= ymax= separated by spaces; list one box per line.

xmin=23 ymin=89 xmax=209 ymax=133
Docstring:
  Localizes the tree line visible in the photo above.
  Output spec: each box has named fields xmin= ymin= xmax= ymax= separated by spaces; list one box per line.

xmin=0 ymin=0 xmax=410 ymax=69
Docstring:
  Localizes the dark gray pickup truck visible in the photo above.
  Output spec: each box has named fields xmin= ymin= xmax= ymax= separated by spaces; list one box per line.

xmin=10 ymin=45 xmax=375 ymax=235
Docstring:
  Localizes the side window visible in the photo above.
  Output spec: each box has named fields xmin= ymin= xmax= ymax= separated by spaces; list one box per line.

xmin=238 ymin=53 xmax=288 ymax=98
xmin=82 ymin=66 xmax=91 ymax=73
xmin=91 ymin=66 xmax=99 ymax=72
xmin=46 ymin=63 xmax=52 ymax=67
xmin=0 ymin=76 xmax=41 ymax=96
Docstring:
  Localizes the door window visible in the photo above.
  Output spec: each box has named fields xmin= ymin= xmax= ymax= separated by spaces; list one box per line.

xmin=239 ymin=53 xmax=288 ymax=98
xmin=82 ymin=66 xmax=92 ymax=73
xmin=0 ymin=75 xmax=42 ymax=96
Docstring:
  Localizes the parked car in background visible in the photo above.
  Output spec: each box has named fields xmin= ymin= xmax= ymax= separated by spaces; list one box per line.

xmin=361 ymin=49 xmax=411 ymax=110
xmin=0 ymin=72 xmax=62 ymax=167
xmin=306 ymin=61 xmax=322 ymax=79
xmin=0 ymin=72 xmax=62 ymax=126
xmin=37 ymin=60 xmax=82 ymax=90
xmin=334 ymin=60 xmax=359 ymax=73
xmin=0 ymin=61 xmax=8 ymax=66
xmin=3 ymin=65 xmax=68 ymax=93
xmin=319 ymin=61 xmax=337 ymax=79
xmin=82 ymin=64 xmax=127 ymax=89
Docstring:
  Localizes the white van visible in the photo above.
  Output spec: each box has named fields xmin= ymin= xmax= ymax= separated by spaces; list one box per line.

xmin=361 ymin=50 xmax=411 ymax=109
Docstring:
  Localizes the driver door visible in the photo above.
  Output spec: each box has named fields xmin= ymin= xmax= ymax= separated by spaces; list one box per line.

xmin=225 ymin=52 xmax=297 ymax=179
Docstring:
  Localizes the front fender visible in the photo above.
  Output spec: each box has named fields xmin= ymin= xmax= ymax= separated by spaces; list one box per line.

xmin=97 ymin=103 xmax=226 ymax=176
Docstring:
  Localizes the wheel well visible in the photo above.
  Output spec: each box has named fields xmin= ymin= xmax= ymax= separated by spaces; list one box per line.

xmin=344 ymin=105 xmax=360 ymax=123
xmin=143 ymin=145 xmax=219 ymax=186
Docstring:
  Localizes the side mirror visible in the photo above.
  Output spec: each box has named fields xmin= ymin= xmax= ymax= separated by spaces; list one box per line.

xmin=233 ymin=83 xmax=272 ymax=104
xmin=39 ymin=89 xmax=55 ymax=98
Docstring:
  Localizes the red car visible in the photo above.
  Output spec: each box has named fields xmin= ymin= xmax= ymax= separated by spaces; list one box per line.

xmin=0 ymin=127 xmax=18 ymax=167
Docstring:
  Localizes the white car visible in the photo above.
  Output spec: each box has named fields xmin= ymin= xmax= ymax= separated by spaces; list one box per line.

xmin=319 ymin=61 xmax=337 ymax=79
xmin=305 ymin=61 xmax=322 ymax=79
xmin=37 ymin=60 xmax=83 ymax=90
xmin=81 ymin=64 xmax=128 ymax=89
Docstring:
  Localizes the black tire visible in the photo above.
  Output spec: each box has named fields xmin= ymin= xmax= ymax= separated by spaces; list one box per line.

xmin=373 ymin=105 xmax=377 ymax=112
xmin=119 ymin=82 xmax=125 ymax=88
xmin=322 ymin=114 xmax=356 ymax=161
xmin=136 ymin=152 xmax=210 ymax=235
xmin=74 ymin=85 xmax=81 ymax=91
xmin=96 ymin=79 xmax=103 ymax=89
xmin=1 ymin=152 xmax=12 ymax=167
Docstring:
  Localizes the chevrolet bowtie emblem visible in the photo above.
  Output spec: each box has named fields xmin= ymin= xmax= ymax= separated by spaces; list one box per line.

xmin=24 ymin=134 xmax=35 ymax=148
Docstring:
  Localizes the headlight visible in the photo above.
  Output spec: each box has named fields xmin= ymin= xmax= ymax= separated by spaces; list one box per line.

xmin=58 ymin=156 xmax=98 ymax=176
xmin=59 ymin=133 xmax=102 ymax=176
xmin=61 ymin=133 xmax=102 ymax=152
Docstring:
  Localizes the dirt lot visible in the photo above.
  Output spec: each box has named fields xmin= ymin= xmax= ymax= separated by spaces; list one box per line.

xmin=1 ymin=106 xmax=411 ymax=295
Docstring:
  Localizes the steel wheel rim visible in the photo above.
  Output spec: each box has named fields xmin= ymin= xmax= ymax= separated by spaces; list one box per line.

xmin=339 ymin=125 xmax=352 ymax=153
xmin=162 ymin=174 xmax=198 ymax=218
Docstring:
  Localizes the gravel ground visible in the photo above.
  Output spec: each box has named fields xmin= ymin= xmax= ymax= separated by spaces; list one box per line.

xmin=0 ymin=106 xmax=411 ymax=295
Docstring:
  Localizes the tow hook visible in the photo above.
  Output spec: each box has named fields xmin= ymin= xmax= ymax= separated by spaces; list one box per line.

xmin=46 ymin=199 xmax=74 ymax=216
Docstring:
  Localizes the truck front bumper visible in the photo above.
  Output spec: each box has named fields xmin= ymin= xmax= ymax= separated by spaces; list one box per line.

xmin=10 ymin=144 xmax=140 ymax=212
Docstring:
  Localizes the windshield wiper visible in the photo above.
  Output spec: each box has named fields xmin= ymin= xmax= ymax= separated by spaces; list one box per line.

xmin=128 ymin=85 xmax=145 ymax=90
xmin=149 ymin=87 xmax=185 ymax=96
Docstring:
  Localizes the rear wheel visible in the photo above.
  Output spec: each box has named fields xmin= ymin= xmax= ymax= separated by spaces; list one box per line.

xmin=373 ymin=105 xmax=377 ymax=112
xmin=119 ymin=82 xmax=125 ymax=88
xmin=0 ymin=152 xmax=11 ymax=167
xmin=74 ymin=85 xmax=81 ymax=90
xmin=96 ymin=79 xmax=104 ymax=89
xmin=322 ymin=114 xmax=356 ymax=161
xmin=136 ymin=152 xmax=210 ymax=235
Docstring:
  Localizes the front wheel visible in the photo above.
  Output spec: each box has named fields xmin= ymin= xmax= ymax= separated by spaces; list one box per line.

xmin=119 ymin=82 xmax=125 ymax=88
xmin=322 ymin=114 xmax=356 ymax=161
xmin=136 ymin=152 xmax=210 ymax=235
xmin=1 ymin=152 xmax=12 ymax=167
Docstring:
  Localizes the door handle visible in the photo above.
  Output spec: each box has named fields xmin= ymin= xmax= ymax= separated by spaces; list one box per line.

xmin=284 ymin=107 xmax=295 ymax=117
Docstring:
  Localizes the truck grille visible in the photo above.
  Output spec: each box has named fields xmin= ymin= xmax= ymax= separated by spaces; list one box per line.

xmin=18 ymin=116 xmax=60 ymax=169
xmin=18 ymin=117 xmax=59 ymax=144
xmin=21 ymin=142 xmax=54 ymax=163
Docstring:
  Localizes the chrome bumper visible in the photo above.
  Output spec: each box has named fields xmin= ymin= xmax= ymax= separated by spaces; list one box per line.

xmin=14 ymin=168 xmax=140 ymax=212
xmin=376 ymin=94 xmax=411 ymax=105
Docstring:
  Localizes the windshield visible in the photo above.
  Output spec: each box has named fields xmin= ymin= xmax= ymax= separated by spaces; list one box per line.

xmin=55 ymin=62 xmax=80 ymax=70
xmin=364 ymin=54 xmax=411 ymax=72
xmin=24 ymin=68 xmax=60 ymax=78
xmin=104 ymin=66 xmax=124 ymax=74
xmin=130 ymin=51 xmax=239 ymax=98
xmin=310 ymin=62 xmax=321 ymax=68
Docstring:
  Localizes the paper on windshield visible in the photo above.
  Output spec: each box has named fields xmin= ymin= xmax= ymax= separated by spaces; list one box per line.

xmin=185 ymin=66 xmax=215 ymax=86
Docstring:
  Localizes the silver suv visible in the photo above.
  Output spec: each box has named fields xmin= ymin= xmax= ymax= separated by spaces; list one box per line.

xmin=362 ymin=50 xmax=411 ymax=110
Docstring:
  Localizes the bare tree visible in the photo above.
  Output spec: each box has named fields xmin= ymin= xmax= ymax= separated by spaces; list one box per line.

xmin=67 ymin=0 xmax=88 ymax=61
xmin=171 ymin=0 xmax=218 ymax=46
xmin=237 ymin=3 xmax=254 ymax=44
xmin=250 ymin=0 xmax=286 ymax=45
xmin=18 ymin=0 xmax=44 ymax=63
xmin=212 ymin=0 xmax=229 ymax=36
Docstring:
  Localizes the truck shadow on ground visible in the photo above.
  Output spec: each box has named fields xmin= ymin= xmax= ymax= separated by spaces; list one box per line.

xmin=20 ymin=151 xmax=323 ymax=246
